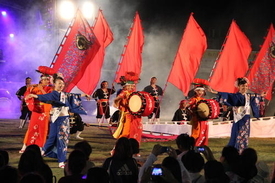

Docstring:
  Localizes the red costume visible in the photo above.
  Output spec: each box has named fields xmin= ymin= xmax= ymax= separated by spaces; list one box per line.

xmin=113 ymin=72 xmax=142 ymax=144
xmin=24 ymin=84 xmax=53 ymax=147
xmin=189 ymin=96 xmax=209 ymax=146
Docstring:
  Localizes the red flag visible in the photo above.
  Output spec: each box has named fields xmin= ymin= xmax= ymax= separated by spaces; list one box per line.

xmin=167 ymin=13 xmax=207 ymax=96
xmin=209 ymin=20 xmax=251 ymax=93
xmin=247 ymin=24 xmax=275 ymax=100
xmin=50 ymin=9 xmax=100 ymax=92
xmin=114 ymin=12 xmax=144 ymax=82
xmin=77 ymin=10 xmax=114 ymax=95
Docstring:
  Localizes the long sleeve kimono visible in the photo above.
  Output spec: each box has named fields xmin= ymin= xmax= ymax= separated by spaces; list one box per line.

xmin=24 ymin=85 xmax=53 ymax=147
xmin=217 ymin=92 xmax=261 ymax=152
xmin=37 ymin=90 xmax=86 ymax=163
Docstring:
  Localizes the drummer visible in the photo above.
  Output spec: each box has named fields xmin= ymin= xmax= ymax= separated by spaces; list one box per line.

xmin=112 ymin=72 xmax=143 ymax=144
xmin=188 ymin=78 xmax=210 ymax=146
xmin=143 ymin=77 xmax=163 ymax=123
xmin=172 ymin=99 xmax=191 ymax=124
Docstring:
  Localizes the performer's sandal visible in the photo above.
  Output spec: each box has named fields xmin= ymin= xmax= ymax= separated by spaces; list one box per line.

xmin=59 ymin=162 xmax=65 ymax=168
xmin=19 ymin=150 xmax=24 ymax=154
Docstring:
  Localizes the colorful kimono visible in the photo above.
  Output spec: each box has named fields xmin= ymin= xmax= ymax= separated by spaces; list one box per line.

xmin=189 ymin=96 xmax=209 ymax=146
xmin=24 ymin=85 xmax=53 ymax=147
xmin=37 ymin=90 xmax=86 ymax=163
xmin=217 ymin=92 xmax=261 ymax=152
xmin=113 ymin=90 xmax=143 ymax=144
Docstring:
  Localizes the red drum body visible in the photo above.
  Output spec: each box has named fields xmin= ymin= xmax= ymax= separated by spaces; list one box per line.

xmin=196 ymin=99 xmax=220 ymax=120
xmin=128 ymin=91 xmax=155 ymax=116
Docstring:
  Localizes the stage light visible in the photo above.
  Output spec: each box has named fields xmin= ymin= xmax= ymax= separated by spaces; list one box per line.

xmin=58 ymin=0 xmax=76 ymax=20
xmin=1 ymin=11 xmax=7 ymax=16
xmin=9 ymin=34 xmax=14 ymax=38
xmin=81 ymin=1 xmax=95 ymax=19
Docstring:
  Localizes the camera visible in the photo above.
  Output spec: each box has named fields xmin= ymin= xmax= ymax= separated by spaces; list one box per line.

xmin=160 ymin=146 xmax=169 ymax=153
xmin=195 ymin=146 xmax=205 ymax=153
xmin=152 ymin=167 xmax=163 ymax=176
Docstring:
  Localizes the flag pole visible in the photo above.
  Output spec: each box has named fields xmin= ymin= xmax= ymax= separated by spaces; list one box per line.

xmin=162 ymin=12 xmax=193 ymax=98
xmin=157 ymin=13 xmax=193 ymax=116
xmin=208 ymin=20 xmax=233 ymax=83
xmin=245 ymin=24 xmax=272 ymax=77
xmin=50 ymin=9 xmax=79 ymax=68
xmin=112 ymin=12 xmax=137 ymax=86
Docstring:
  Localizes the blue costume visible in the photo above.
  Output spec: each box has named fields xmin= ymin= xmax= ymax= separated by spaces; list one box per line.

xmin=37 ymin=90 xmax=86 ymax=163
xmin=217 ymin=92 xmax=261 ymax=152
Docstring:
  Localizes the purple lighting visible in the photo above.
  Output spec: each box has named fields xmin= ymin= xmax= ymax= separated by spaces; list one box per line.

xmin=1 ymin=11 xmax=7 ymax=16
xmin=9 ymin=34 xmax=14 ymax=38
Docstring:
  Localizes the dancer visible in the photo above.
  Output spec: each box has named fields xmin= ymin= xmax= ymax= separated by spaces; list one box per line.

xmin=16 ymin=77 xmax=32 ymax=128
xmin=209 ymin=77 xmax=265 ymax=153
xmin=19 ymin=74 xmax=53 ymax=153
xmin=188 ymin=78 xmax=209 ymax=146
xmin=112 ymin=72 xmax=143 ymax=144
xmin=143 ymin=77 xmax=163 ymax=122
xmin=25 ymin=73 xmax=90 ymax=168
xmin=92 ymin=81 xmax=116 ymax=127
xmin=172 ymin=99 xmax=191 ymax=123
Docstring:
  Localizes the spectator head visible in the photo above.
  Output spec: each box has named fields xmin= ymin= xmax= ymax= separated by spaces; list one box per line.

xmin=18 ymin=148 xmax=45 ymax=175
xmin=74 ymin=140 xmax=92 ymax=161
xmin=113 ymin=137 xmax=132 ymax=160
xmin=220 ymin=146 xmax=239 ymax=164
xmin=25 ymin=144 xmax=41 ymax=158
xmin=0 ymin=154 xmax=5 ymax=170
xmin=176 ymin=133 xmax=195 ymax=152
xmin=86 ymin=167 xmax=110 ymax=183
xmin=0 ymin=150 xmax=9 ymax=166
xmin=181 ymin=150 xmax=205 ymax=173
xmin=235 ymin=148 xmax=258 ymax=181
xmin=129 ymin=138 xmax=139 ymax=155
xmin=204 ymin=160 xmax=230 ymax=183
xmin=162 ymin=157 xmax=182 ymax=183
xmin=68 ymin=150 xmax=87 ymax=175
xmin=0 ymin=166 xmax=19 ymax=183
xmin=20 ymin=172 xmax=45 ymax=183
xmin=240 ymin=147 xmax=258 ymax=165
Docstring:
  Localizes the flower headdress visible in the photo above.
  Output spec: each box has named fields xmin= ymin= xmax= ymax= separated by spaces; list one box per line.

xmin=191 ymin=78 xmax=210 ymax=91
xmin=118 ymin=72 xmax=140 ymax=86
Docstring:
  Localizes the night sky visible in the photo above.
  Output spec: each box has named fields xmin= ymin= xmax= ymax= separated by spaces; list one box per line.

xmin=2 ymin=0 xmax=275 ymax=50
xmin=136 ymin=0 xmax=275 ymax=50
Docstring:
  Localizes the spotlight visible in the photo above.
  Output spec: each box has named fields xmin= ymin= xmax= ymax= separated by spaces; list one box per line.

xmin=58 ymin=0 xmax=76 ymax=20
xmin=9 ymin=34 xmax=14 ymax=38
xmin=1 ymin=11 xmax=7 ymax=16
xmin=81 ymin=1 xmax=95 ymax=19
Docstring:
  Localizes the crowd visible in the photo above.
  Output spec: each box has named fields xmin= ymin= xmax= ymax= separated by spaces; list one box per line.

xmin=0 ymin=134 xmax=274 ymax=183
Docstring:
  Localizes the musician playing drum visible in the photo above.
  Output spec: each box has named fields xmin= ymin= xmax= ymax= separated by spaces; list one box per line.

xmin=143 ymin=77 xmax=163 ymax=123
xmin=92 ymin=81 xmax=116 ymax=127
xmin=172 ymin=99 xmax=192 ymax=124
xmin=188 ymin=78 xmax=210 ymax=146
xmin=112 ymin=72 xmax=143 ymax=144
